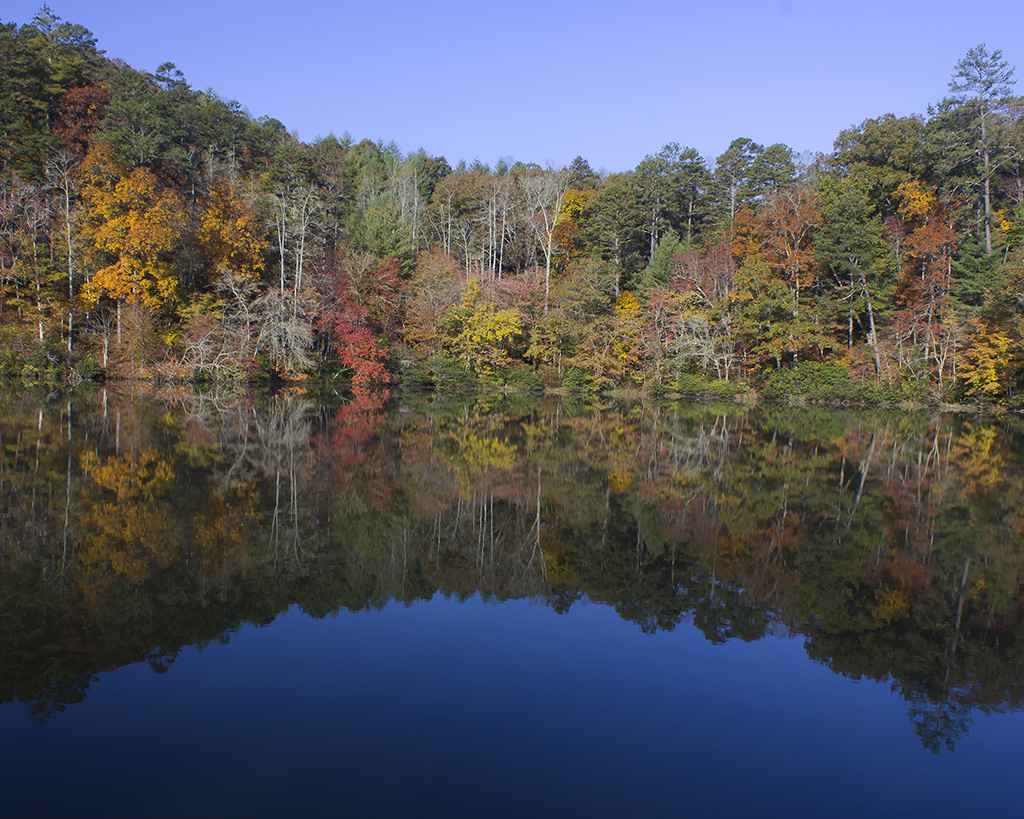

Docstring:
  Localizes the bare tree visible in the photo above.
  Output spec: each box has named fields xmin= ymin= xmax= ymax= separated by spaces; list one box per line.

xmin=252 ymin=288 xmax=314 ymax=374
xmin=46 ymin=151 xmax=80 ymax=351
xmin=676 ymin=313 xmax=737 ymax=381
xmin=268 ymin=182 xmax=323 ymax=309
xmin=521 ymin=168 xmax=570 ymax=313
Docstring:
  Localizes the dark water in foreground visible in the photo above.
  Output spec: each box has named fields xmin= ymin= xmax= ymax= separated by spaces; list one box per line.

xmin=1 ymin=390 xmax=1022 ymax=816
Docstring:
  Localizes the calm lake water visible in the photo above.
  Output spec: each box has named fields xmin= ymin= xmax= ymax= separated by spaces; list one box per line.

xmin=1 ymin=389 xmax=1022 ymax=817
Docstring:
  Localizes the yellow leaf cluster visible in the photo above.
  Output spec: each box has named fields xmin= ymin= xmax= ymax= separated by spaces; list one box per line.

xmin=869 ymin=586 xmax=911 ymax=623
xmin=199 ymin=179 xmax=268 ymax=281
xmin=557 ymin=188 xmax=595 ymax=225
xmin=896 ymin=180 xmax=936 ymax=222
xmin=958 ymin=320 xmax=1021 ymax=398
xmin=89 ymin=448 xmax=174 ymax=498
xmin=607 ymin=470 xmax=633 ymax=494
xmin=82 ymin=167 xmax=185 ymax=309
xmin=446 ymin=278 xmax=523 ymax=373
xmin=612 ymin=291 xmax=644 ymax=373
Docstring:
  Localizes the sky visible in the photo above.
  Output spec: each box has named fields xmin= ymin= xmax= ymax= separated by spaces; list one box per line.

xmin=6 ymin=0 xmax=1024 ymax=173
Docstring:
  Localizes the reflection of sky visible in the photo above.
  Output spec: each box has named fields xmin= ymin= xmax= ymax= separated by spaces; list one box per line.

xmin=2 ymin=596 xmax=1019 ymax=817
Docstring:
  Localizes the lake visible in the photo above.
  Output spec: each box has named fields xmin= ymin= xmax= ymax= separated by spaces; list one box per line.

xmin=1 ymin=388 xmax=1022 ymax=817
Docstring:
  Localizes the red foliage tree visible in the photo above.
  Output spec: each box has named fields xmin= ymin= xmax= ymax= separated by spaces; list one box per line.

xmin=54 ymin=85 xmax=111 ymax=156
xmin=317 ymin=254 xmax=404 ymax=388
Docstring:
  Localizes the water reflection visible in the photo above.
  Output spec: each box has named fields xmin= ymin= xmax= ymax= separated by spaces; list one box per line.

xmin=1 ymin=387 xmax=1023 ymax=751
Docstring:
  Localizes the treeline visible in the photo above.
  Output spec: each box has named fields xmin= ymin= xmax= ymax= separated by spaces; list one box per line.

xmin=3 ymin=8 xmax=1024 ymax=403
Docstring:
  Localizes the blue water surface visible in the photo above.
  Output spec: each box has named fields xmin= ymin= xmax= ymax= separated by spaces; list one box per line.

xmin=2 ymin=594 xmax=1021 ymax=818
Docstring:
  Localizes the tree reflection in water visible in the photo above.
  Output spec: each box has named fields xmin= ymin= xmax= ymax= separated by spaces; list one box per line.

xmin=1 ymin=387 xmax=1023 ymax=751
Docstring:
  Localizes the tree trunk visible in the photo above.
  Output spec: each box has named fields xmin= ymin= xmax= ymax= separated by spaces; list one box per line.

xmin=982 ymin=109 xmax=992 ymax=255
xmin=861 ymin=273 xmax=884 ymax=377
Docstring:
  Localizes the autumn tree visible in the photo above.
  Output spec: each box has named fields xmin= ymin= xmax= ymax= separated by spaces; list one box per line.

xmin=314 ymin=252 xmax=402 ymax=387
xmin=608 ymin=291 xmax=645 ymax=386
xmin=0 ymin=8 xmax=103 ymax=177
xmin=440 ymin=277 xmax=523 ymax=373
xmin=891 ymin=180 xmax=959 ymax=385
xmin=52 ymin=84 xmax=110 ymax=158
xmin=79 ymin=144 xmax=185 ymax=340
xmin=552 ymin=187 xmax=594 ymax=268
xmin=403 ymin=249 xmax=464 ymax=357
xmin=758 ymin=184 xmax=820 ymax=318
xmin=322 ymin=287 xmax=392 ymax=388
xmin=198 ymin=178 xmax=268 ymax=284
xmin=957 ymin=318 xmax=1021 ymax=398
xmin=176 ymin=179 xmax=268 ymax=380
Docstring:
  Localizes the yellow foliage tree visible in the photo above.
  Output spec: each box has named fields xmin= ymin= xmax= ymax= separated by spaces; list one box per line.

xmin=958 ymin=319 xmax=1021 ymax=398
xmin=81 ymin=154 xmax=185 ymax=312
xmin=443 ymin=278 xmax=522 ymax=373
xmin=610 ymin=291 xmax=645 ymax=384
xmin=552 ymin=188 xmax=596 ymax=267
xmin=558 ymin=188 xmax=595 ymax=223
xmin=199 ymin=178 xmax=268 ymax=282
xmin=896 ymin=179 xmax=937 ymax=222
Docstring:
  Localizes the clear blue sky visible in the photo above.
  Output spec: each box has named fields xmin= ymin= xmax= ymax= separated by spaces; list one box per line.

xmin=6 ymin=0 xmax=1023 ymax=172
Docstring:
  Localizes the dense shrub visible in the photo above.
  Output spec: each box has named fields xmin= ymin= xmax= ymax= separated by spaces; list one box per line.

xmin=427 ymin=354 xmax=480 ymax=391
xmin=73 ymin=358 xmax=104 ymax=381
xmin=0 ymin=326 xmax=73 ymax=380
xmin=675 ymin=373 xmax=750 ymax=398
xmin=563 ymin=367 xmax=594 ymax=394
xmin=397 ymin=358 xmax=435 ymax=390
xmin=760 ymin=361 xmax=853 ymax=400
xmin=505 ymin=363 xmax=544 ymax=392
xmin=758 ymin=361 xmax=940 ymax=405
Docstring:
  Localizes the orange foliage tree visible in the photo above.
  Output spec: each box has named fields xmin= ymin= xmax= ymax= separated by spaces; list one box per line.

xmin=198 ymin=177 xmax=268 ymax=284
xmin=80 ymin=144 xmax=185 ymax=320
xmin=892 ymin=180 xmax=959 ymax=383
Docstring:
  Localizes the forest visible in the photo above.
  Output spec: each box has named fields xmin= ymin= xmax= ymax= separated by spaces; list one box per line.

xmin=4 ymin=7 xmax=1024 ymax=405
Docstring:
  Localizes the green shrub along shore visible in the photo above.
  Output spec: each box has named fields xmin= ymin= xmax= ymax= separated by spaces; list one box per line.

xmin=5 ymin=340 xmax=1012 ymax=414
xmin=3 ymin=11 xmax=1024 ymax=409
